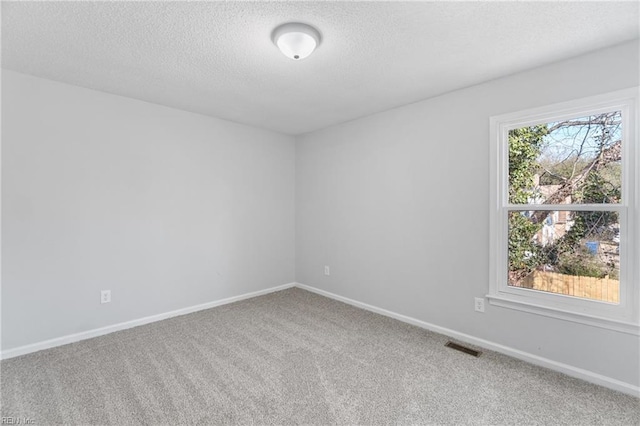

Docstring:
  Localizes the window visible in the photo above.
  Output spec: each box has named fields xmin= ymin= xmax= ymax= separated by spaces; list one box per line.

xmin=489 ymin=88 xmax=639 ymax=334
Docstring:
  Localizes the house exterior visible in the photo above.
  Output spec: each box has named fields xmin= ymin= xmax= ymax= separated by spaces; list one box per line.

xmin=529 ymin=175 xmax=574 ymax=246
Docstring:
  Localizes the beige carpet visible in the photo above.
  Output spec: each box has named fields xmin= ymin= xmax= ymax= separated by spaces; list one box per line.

xmin=1 ymin=288 xmax=638 ymax=425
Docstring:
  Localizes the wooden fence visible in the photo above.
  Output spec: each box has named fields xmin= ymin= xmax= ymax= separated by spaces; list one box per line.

xmin=515 ymin=271 xmax=619 ymax=303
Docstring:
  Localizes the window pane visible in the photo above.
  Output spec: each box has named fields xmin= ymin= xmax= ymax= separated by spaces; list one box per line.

xmin=508 ymin=210 xmax=619 ymax=303
xmin=508 ymin=111 xmax=622 ymax=205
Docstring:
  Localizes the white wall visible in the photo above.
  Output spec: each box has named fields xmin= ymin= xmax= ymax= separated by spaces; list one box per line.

xmin=1 ymin=71 xmax=295 ymax=350
xmin=3 ymin=40 xmax=639 ymax=389
xmin=296 ymin=40 xmax=640 ymax=387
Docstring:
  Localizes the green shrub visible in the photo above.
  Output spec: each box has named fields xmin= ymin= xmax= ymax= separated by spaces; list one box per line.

xmin=556 ymin=248 xmax=617 ymax=279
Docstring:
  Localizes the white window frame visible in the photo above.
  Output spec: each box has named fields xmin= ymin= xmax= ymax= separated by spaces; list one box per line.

xmin=488 ymin=88 xmax=639 ymax=335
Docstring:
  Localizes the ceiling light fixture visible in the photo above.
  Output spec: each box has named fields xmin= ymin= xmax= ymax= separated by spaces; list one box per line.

xmin=272 ymin=23 xmax=321 ymax=60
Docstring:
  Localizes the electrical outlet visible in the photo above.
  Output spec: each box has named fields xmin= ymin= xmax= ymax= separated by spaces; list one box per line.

xmin=474 ymin=297 xmax=485 ymax=313
xmin=324 ymin=265 xmax=330 ymax=276
xmin=101 ymin=290 xmax=111 ymax=304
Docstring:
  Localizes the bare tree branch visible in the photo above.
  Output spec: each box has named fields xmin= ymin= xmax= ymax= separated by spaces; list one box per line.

xmin=530 ymin=139 xmax=621 ymax=224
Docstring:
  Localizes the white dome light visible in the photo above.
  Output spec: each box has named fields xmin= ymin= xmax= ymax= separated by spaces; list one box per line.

xmin=272 ymin=23 xmax=321 ymax=60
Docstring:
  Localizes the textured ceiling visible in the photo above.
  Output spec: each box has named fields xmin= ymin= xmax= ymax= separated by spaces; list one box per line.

xmin=2 ymin=1 xmax=639 ymax=135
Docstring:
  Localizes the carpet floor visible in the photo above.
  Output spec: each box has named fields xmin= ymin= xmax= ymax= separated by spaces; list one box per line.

xmin=1 ymin=288 xmax=638 ymax=425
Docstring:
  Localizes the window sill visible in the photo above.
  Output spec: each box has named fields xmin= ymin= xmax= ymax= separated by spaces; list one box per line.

xmin=486 ymin=294 xmax=640 ymax=336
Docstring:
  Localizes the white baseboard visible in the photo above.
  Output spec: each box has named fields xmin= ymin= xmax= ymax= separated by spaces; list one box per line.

xmin=3 ymin=281 xmax=637 ymax=397
xmin=295 ymin=283 xmax=640 ymax=398
xmin=0 ymin=282 xmax=296 ymax=360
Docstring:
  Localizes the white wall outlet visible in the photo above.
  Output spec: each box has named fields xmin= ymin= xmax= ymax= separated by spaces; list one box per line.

xmin=324 ymin=265 xmax=330 ymax=276
xmin=474 ymin=297 xmax=485 ymax=313
xmin=101 ymin=290 xmax=111 ymax=304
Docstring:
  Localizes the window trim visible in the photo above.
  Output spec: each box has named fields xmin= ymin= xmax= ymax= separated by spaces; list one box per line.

xmin=488 ymin=88 xmax=639 ymax=335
